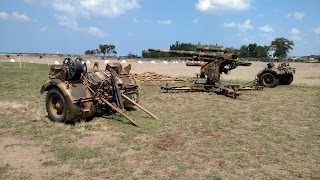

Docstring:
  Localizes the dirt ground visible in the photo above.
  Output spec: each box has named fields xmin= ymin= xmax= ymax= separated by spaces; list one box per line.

xmin=1 ymin=54 xmax=319 ymax=85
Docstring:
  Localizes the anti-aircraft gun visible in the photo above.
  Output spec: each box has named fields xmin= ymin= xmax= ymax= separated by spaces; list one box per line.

xmin=148 ymin=47 xmax=262 ymax=98
xmin=40 ymin=57 xmax=158 ymax=127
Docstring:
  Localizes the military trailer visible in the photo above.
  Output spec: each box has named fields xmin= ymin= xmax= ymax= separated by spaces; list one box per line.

xmin=256 ymin=62 xmax=295 ymax=88
xmin=40 ymin=57 xmax=157 ymax=127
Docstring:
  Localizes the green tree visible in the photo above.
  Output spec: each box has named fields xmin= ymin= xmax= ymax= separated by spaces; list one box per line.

xmin=256 ymin=46 xmax=269 ymax=58
xmin=240 ymin=45 xmax=248 ymax=58
xmin=127 ymin=52 xmax=137 ymax=58
xmin=227 ymin=47 xmax=240 ymax=53
xmin=99 ymin=44 xmax=106 ymax=55
xmin=99 ymin=44 xmax=117 ymax=56
xmin=107 ymin=45 xmax=117 ymax=56
xmin=248 ymin=43 xmax=258 ymax=58
xmin=95 ymin=49 xmax=100 ymax=55
xmin=270 ymin=37 xmax=294 ymax=59
xmin=99 ymin=44 xmax=107 ymax=56
xmin=84 ymin=50 xmax=91 ymax=55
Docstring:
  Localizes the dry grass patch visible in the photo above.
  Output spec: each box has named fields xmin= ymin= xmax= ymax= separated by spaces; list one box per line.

xmin=0 ymin=62 xmax=319 ymax=179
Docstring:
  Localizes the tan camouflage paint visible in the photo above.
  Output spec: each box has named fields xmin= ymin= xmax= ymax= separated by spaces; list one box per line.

xmin=40 ymin=78 xmax=96 ymax=121
xmin=256 ymin=62 xmax=295 ymax=82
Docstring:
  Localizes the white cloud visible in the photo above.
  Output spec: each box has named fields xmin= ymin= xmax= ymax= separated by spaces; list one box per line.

xmin=0 ymin=12 xmax=34 ymax=21
xmin=52 ymin=1 xmax=75 ymax=13
xmin=223 ymin=22 xmax=236 ymax=28
xmin=294 ymin=11 xmax=305 ymax=20
xmin=133 ymin=17 xmax=138 ymax=23
xmin=12 ymin=12 xmax=30 ymax=21
xmin=286 ymin=12 xmax=292 ymax=18
xmin=287 ymin=11 xmax=305 ymax=20
xmin=192 ymin=19 xmax=199 ymax=23
xmin=132 ymin=17 xmax=152 ymax=24
xmin=0 ymin=12 xmax=9 ymax=20
xmin=289 ymin=28 xmax=300 ymax=35
xmin=48 ymin=0 xmax=140 ymax=18
xmin=88 ymin=26 xmax=105 ymax=37
xmin=157 ymin=20 xmax=172 ymax=25
xmin=195 ymin=0 xmax=252 ymax=15
xmin=289 ymin=28 xmax=302 ymax=41
xmin=128 ymin=32 xmax=135 ymax=37
xmin=313 ymin=27 xmax=320 ymax=35
xmin=132 ymin=18 xmax=172 ymax=25
xmin=55 ymin=15 xmax=79 ymax=30
xmin=224 ymin=19 xmax=253 ymax=31
xmin=40 ymin=26 xmax=48 ymax=32
xmin=259 ymin=25 xmax=273 ymax=33
xmin=238 ymin=20 xmax=253 ymax=31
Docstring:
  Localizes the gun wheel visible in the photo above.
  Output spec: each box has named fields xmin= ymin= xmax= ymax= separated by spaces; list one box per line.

xmin=260 ymin=72 xmax=279 ymax=88
xmin=46 ymin=88 xmax=67 ymax=123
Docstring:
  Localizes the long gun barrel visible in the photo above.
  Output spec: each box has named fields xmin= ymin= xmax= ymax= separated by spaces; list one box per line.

xmin=148 ymin=49 xmax=222 ymax=58
xmin=196 ymin=46 xmax=230 ymax=52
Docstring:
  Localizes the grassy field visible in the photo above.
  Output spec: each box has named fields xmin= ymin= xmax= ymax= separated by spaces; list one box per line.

xmin=0 ymin=62 xmax=319 ymax=179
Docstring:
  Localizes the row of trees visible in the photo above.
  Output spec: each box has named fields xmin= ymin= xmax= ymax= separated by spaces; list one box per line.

xmin=240 ymin=44 xmax=269 ymax=58
xmin=142 ymin=38 xmax=294 ymax=59
xmin=84 ymin=44 xmax=117 ymax=56
xmin=241 ymin=38 xmax=294 ymax=59
xmin=87 ymin=38 xmax=294 ymax=59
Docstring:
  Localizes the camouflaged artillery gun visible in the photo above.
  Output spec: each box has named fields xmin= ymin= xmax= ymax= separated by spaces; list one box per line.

xmin=40 ymin=57 xmax=158 ymax=127
xmin=256 ymin=61 xmax=295 ymax=88
xmin=148 ymin=47 xmax=262 ymax=98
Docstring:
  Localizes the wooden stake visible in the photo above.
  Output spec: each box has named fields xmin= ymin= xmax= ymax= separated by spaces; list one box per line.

xmin=100 ymin=98 xmax=141 ymax=127
xmin=122 ymin=94 xmax=159 ymax=120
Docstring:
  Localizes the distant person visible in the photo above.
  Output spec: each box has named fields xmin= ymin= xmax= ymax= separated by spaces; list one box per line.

xmin=93 ymin=61 xmax=99 ymax=69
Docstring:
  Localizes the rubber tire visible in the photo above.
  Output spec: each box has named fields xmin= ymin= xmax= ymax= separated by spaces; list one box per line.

xmin=284 ymin=74 xmax=293 ymax=85
xmin=259 ymin=72 xmax=279 ymax=88
xmin=46 ymin=88 xmax=67 ymax=123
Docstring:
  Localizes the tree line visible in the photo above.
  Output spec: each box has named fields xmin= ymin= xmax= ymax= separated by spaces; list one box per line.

xmin=84 ymin=44 xmax=117 ymax=56
xmin=142 ymin=38 xmax=294 ymax=59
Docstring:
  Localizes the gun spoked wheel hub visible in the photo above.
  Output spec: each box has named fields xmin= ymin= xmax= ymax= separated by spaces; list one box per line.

xmin=260 ymin=73 xmax=279 ymax=88
xmin=62 ymin=57 xmax=85 ymax=80
xmin=62 ymin=58 xmax=75 ymax=80
xmin=46 ymin=88 xmax=67 ymax=123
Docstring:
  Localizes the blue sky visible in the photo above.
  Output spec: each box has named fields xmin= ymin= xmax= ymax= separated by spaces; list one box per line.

xmin=0 ymin=0 xmax=319 ymax=56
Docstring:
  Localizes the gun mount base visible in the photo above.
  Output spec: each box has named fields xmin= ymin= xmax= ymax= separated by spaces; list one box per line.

xmin=161 ymin=83 xmax=263 ymax=99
